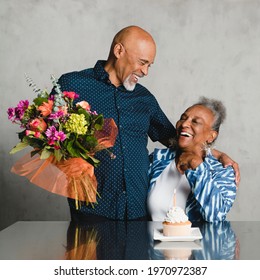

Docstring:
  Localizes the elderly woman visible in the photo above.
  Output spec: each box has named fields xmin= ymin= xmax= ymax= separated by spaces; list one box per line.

xmin=147 ymin=97 xmax=237 ymax=222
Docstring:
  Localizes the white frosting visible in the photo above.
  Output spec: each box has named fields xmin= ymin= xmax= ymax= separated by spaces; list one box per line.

xmin=164 ymin=206 xmax=189 ymax=223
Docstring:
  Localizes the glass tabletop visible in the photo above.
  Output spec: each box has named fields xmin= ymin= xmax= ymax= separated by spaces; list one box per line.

xmin=0 ymin=220 xmax=259 ymax=260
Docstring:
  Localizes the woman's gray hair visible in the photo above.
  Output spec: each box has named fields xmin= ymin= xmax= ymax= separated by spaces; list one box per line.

xmin=194 ymin=96 xmax=226 ymax=133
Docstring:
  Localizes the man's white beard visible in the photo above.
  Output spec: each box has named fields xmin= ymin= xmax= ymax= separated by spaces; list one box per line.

xmin=123 ymin=74 xmax=137 ymax=91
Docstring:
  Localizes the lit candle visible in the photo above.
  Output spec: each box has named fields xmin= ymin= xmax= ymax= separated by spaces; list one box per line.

xmin=173 ymin=188 xmax=176 ymax=207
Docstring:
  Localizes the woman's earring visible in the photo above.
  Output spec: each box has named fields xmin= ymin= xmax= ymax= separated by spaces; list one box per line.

xmin=202 ymin=142 xmax=212 ymax=155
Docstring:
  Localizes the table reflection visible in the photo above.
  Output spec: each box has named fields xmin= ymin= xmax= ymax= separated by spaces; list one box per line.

xmin=65 ymin=221 xmax=150 ymax=260
xmin=65 ymin=220 xmax=239 ymax=260
xmin=150 ymin=221 xmax=239 ymax=260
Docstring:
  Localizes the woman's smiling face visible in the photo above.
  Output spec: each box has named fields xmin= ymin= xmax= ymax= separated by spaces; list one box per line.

xmin=176 ymin=105 xmax=217 ymax=151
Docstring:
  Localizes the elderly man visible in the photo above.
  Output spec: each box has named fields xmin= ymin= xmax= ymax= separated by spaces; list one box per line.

xmin=54 ymin=26 xmax=239 ymax=222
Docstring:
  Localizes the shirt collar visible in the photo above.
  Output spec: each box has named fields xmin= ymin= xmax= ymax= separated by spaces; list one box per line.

xmin=93 ymin=60 xmax=133 ymax=93
xmin=93 ymin=60 xmax=110 ymax=83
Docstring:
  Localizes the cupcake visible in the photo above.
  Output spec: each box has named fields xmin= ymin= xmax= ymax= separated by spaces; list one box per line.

xmin=162 ymin=206 xmax=192 ymax=236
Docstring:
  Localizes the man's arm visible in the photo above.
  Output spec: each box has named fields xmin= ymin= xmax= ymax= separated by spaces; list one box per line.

xmin=175 ymin=148 xmax=240 ymax=185
xmin=212 ymin=149 xmax=240 ymax=185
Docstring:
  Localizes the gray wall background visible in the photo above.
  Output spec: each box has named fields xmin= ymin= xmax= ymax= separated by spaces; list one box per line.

xmin=1 ymin=0 xmax=260 ymax=230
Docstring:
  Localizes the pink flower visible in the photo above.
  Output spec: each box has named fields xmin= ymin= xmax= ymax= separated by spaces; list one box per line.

xmin=76 ymin=101 xmax=91 ymax=111
xmin=45 ymin=125 xmax=66 ymax=146
xmin=25 ymin=130 xmax=41 ymax=138
xmin=48 ymin=139 xmax=55 ymax=146
xmin=29 ymin=118 xmax=47 ymax=132
xmin=63 ymin=91 xmax=79 ymax=99
xmin=49 ymin=110 xmax=66 ymax=120
xmin=34 ymin=131 xmax=41 ymax=138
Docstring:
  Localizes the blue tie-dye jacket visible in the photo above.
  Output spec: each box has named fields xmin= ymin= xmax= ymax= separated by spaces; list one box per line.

xmin=148 ymin=148 xmax=237 ymax=222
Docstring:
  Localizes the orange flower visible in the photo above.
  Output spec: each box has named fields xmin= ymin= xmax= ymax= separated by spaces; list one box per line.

xmin=38 ymin=100 xmax=53 ymax=117
xmin=29 ymin=118 xmax=47 ymax=132
xmin=58 ymin=105 xmax=68 ymax=115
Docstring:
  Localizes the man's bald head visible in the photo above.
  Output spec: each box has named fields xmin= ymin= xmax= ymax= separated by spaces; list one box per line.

xmin=108 ymin=26 xmax=156 ymax=60
xmin=105 ymin=26 xmax=156 ymax=90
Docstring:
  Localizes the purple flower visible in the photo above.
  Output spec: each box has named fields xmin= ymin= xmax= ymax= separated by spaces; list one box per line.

xmin=7 ymin=107 xmax=15 ymax=121
xmin=45 ymin=126 xmax=66 ymax=145
xmin=48 ymin=111 xmax=65 ymax=120
xmin=15 ymin=107 xmax=25 ymax=120
xmin=91 ymin=110 xmax=98 ymax=115
xmin=56 ymin=131 xmax=66 ymax=141
xmin=17 ymin=100 xmax=29 ymax=110
xmin=8 ymin=100 xmax=30 ymax=122
xmin=16 ymin=100 xmax=29 ymax=119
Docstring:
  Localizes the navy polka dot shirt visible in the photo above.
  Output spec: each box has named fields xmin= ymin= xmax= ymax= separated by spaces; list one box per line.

xmin=57 ymin=60 xmax=176 ymax=220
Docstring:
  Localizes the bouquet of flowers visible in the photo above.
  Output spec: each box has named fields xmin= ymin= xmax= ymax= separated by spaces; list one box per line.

xmin=7 ymin=75 xmax=118 ymax=208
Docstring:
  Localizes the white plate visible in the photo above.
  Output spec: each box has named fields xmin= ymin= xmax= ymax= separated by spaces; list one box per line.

xmin=154 ymin=241 xmax=202 ymax=250
xmin=153 ymin=227 xmax=203 ymax=242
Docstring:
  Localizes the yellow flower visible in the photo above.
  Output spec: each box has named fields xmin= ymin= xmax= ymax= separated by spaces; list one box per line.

xmin=64 ymin=113 xmax=88 ymax=135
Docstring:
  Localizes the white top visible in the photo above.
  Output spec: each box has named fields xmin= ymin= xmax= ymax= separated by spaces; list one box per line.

xmin=147 ymin=160 xmax=191 ymax=221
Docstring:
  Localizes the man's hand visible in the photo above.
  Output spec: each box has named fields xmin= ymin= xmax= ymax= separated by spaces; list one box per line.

xmin=212 ymin=149 xmax=240 ymax=185
xmin=176 ymin=151 xmax=204 ymax=174
xmin=218 ymin=152 xmax=240 ymax=185
xmin=177 ymin=149 xmax=240 ymax=186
